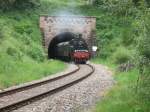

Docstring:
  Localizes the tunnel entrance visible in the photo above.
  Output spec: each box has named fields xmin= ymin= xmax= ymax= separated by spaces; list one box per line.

xmin=40 ymin=16 xmax=96 ymax=58
xmin=48 ymin=32 xmax=77 ymax=59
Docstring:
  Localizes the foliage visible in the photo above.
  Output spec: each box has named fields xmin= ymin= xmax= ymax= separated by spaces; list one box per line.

xmin=0 ymin=0 xmax=40 ymax=10
xmin=145 ymin=0 xmax=150 ymax=7
xmin=93 ymin=0 xmax=105 ymax=6
xmin=135 ymin=8 xmax=150 ymax=109
xmin=92 ymin=0 xmax=150 ymax=111
xmin=27 ymin=44 xmax=45 ymax=62
xmin=0 ymin=27 xmax=4 ymax=40
xmin=121 ymin=27 xmax=135 ymax=46
xmin=138 ymin=57 xmax=150 ymax=109
xmin=0 ymin=0 xmax=67 ymax=89
xmin=112 ymin=47 xmax=132 ymax=64
xmin=0 ymin=59 xmax=65 ymax=88
xmin=94 ymin=68 xmax=146 ymax=112
xmin=6 ymin=47 xmax=23 ymax=60
xmin=136 ymin=9 xmax=150 ymax=59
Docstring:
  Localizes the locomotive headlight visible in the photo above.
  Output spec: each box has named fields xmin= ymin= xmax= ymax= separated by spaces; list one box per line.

xmin=92 ymin=46 xmax=98 ymax=52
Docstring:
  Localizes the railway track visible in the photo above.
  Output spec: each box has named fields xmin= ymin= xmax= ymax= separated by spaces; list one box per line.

xmin=0 ymin=64 xmax=94 ymax=112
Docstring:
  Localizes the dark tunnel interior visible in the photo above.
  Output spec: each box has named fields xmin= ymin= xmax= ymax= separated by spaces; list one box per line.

xmin=48 ymin=32 xmax=76 ymax=59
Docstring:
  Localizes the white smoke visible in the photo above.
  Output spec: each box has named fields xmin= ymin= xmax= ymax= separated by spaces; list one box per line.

xmin=48 ymin=0 xmax=89 ymax=35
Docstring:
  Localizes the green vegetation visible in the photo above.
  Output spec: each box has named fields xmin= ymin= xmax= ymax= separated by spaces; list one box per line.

xmin=0 ymin=60 xmax=65 ymax=89
xmin=111 ymin=47 xmax=132 ymax=64
xmin=0 ymin=0 xmax=40 ymax=10
xmin=0 ymin=0 xmax=101 ymax=89
xmin=92 ymin=0 xmax=150 ymax=112
xmin=92 ymin=59 xmax=149 ymax=112
xmin=0 ymin=0 xmax=67 ymax=89
xmin=0 ymin=0 xmax=149 ymax=111
xmin=94 ymin=68 xmax=142 ymax=112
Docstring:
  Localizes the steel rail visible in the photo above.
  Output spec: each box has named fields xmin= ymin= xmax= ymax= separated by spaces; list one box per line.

xmin=0 ymin=65 xmax=80 ymax=97
xmin=0 ymin=64 xmax=94 ymax=112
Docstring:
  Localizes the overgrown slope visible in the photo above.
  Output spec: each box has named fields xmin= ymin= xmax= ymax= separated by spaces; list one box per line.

xmin=92 ymin=0 xmax=150 ymax=112
xmin=0 ymin=0 xmax=68 ymax=89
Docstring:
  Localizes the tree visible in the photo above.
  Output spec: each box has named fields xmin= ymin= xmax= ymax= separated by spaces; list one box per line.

xmin=145 ymin=0 xmax=150 ymax=7
xmin=0 ymin=0 xmax=40 ymax=10
xmin=132 ymin=0 xmax=140 ymax=5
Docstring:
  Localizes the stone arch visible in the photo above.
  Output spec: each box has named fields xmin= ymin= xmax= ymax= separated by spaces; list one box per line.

xmin=40 ymin=16 xmax=96 ymax=57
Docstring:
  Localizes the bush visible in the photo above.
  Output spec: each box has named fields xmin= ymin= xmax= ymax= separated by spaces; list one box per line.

xmin=93 ymin=0 xmax=105 ymax=6
xmin=112 ymin=47 xmax=132 ymax=64
xmin=0 ymin=0 xmax=40 ymax=10
xmin=136 ymin=10 xmax=150 ymax=108
xmin=0 ymin=23 xmax=4 ymax=40
xmin=134 ymin=8 xmax=150 ymax=60
xmin=15 ymin=23 xmax=33 ymax=34
xmin=0 ymin=28 xmax=4 ymax=40
xmin=146 ymin=0 xmax=150 ymax=7
xmin=6 ymin=47 xmax=23 ymax=60
xmin=121 ymin=28 xmax=135 ymax=46
xmin=139 ymin=37 xmax=150 ymax=59
xmin=14 ymin=0 xmax=40 ymax=9
xmin=27 ymin=44 xmax=45 ymax=62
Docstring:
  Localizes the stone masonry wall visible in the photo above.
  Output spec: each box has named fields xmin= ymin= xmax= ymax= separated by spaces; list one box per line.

xmin=40 ymin=16 xmax=96 ymax=55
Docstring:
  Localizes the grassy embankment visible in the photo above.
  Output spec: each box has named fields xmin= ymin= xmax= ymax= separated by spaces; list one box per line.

xmin=0 ymin=0 xmax=68 ymax=89
xmin=92 ymin=59 xmax=142 ymax=112
xmin=91 ymin=0 xmax=150 ymax=111
xmin=0 ymin=0 xmax=101 ymax=89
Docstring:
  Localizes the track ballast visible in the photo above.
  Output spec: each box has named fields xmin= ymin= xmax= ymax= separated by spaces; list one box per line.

xmin=0 ymin=64 xmax=94 ymax=112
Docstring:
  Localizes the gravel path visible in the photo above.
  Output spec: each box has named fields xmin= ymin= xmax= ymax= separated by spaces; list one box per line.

xmin=12 ymin=63 xmax=114 ymax=112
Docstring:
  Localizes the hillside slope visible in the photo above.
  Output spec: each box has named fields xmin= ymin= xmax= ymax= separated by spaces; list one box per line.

xmin=0 ymin=0 xmax=68 ymax=89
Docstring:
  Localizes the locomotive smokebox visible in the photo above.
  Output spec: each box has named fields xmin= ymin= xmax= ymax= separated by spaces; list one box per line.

xmin=40 ymin=15 xmax=96 ymax=58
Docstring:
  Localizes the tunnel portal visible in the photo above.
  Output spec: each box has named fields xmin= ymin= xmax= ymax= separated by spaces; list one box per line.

xmin=48 ymin=32 xmax=76 ymax=59
xmin=40 ymin=16 xmax=96 ymax=58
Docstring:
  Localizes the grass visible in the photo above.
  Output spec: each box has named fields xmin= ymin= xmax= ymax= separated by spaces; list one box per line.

xmin=92 ymin=58 xmax=116 ymax=69
xmin=0 ymin=58 xmax=66 ymax=89
xmin=0 ymin=0 xmax=70 ymax=89
xmin=92 ymin=58 xmax=149 ymax=112
xmin=93 ymin=69 xmax=140 ymax=112
xmin=0 ymin=0 xmax=103 ymax=89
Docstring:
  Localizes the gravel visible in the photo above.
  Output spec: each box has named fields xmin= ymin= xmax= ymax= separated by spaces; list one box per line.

xmin=12 ymin=63 xmax=114 ymax=112
xmin=0 ymin=64 xmax=91 ymax=110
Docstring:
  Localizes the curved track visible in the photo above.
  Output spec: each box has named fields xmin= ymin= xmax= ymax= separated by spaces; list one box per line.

xmin=0 ymin=64 xmax=94 ymax=112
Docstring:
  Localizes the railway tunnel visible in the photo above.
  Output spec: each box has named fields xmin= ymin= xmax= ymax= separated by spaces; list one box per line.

xmin=48 ymin=32 xmax=76 ymax=59
xmin=40 ymin=16 xmax=96 ymax=59
xmin=48 ymin=32 xmax=89 ymax=61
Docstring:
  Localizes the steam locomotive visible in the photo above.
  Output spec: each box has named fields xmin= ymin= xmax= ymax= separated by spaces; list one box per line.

xmin=55 ymin=35 xmax=90 ymax=64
